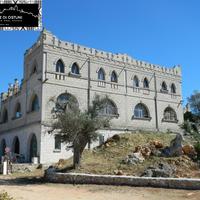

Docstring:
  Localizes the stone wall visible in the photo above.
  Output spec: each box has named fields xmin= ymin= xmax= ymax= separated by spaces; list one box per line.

xmin=45 ymin=172 xmax=200 ymax=190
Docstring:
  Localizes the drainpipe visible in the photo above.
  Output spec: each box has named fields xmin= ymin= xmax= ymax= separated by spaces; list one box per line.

xmin=154 ymin=72 xmax=159 ymax=131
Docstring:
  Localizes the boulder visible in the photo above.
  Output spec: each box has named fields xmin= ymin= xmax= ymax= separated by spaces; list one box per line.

xmin=182 ymin=145 xmax=197 ymax=159
xmin=162 ymin=133 xmax=184 ymax=157
xmin=151 ymin=140 xmax=163 ymax=149
xmin=122 ymin=152 xmax=145 ymax=165
xmin=114 ymin=169 xmax=124 ymax=175
xmin=142 ymin=162 xmax=175 ymax=177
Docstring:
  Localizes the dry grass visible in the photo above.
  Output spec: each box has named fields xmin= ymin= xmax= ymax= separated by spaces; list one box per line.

xmin=55 ymin=131 xmax=200 ymax=178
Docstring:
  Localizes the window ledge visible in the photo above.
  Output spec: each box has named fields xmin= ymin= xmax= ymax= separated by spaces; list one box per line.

xmin=98 ymin=114 xmax=119 ymax=118
xmin=68 ymin=72 xmax=81 ymax=78
xmin=162 ymin=119 xmax=178 ymax=123
xmin=12 ymin=116 xmax=22 ymax=120
xmin=160 ymin=89 xmax=168 ymax=94
xmin=53 ymin=149 xmax=61 ymax=153
xmin=132 ymin=116 xmax=152 ymax=121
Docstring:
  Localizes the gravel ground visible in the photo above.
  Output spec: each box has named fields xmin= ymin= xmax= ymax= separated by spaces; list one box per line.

xmin=0 ymin=183 xmax=200 ymax=200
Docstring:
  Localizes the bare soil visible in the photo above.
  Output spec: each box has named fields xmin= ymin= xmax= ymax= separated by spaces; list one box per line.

xmin=0 ymin=183 xmax=200 ymax=200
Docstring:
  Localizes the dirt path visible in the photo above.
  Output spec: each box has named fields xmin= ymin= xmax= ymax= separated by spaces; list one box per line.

xmin=0 ymin=184 xmax=200 ymax=200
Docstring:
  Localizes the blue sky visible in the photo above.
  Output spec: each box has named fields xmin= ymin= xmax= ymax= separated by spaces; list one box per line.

xmin=0 ymin=0 xmax=199 ymax=104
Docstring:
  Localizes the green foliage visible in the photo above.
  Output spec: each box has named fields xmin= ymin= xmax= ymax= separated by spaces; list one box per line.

xmin=187 ymin=91 xmax=200 ymax=117
xmin=0 ymin=192 xmax=14 ymax=200
xmin=50 ymin=94 xmax=111 ymax=168
xmin=181 ymin=121 xmax=192 ymax=133
xmin=194 ymin=142 xmax=200 ymax=160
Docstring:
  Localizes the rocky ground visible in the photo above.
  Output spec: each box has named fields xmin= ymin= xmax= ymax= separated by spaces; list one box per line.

xmin=53 ymin=132 xmax=200 ymax=178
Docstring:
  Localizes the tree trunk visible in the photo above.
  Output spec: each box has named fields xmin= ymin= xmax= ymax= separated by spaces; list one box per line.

xmin=73 ymin=139 xmax=88 ymax=169
xmin=73 ymin=146 xmax=81 ymax=169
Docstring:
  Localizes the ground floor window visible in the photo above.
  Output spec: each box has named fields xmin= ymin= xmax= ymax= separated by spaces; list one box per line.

xmin=55 ymin=135 xmax=61 ymax=150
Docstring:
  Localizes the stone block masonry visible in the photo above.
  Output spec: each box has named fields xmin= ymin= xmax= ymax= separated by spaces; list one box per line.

xmin=45 ymin=172 xmax=200 ymax=190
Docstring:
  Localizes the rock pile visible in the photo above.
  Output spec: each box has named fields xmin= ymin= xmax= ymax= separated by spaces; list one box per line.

xmin=142 ymin=162 xmax=175 ymax=177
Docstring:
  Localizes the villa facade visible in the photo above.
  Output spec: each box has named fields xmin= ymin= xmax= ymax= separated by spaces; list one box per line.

xmin=0 ymin=29 xmax=183 ymax=163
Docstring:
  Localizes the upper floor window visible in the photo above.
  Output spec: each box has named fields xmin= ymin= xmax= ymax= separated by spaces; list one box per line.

xmin=134 ymin=103 xmax=150 ymax=119
xmin=31 ymin=95 xmax=39 ymax=112
xmin=56 ymin=60 xmax=65 ymax=73
xmin=171 ymin=83 xmax=176 ymax=94
xmin=30 ymin=65 xmax=37 ymax=76
xmin=143 ymin=77 xmax=149 ymax=89
xmin=163 ymin=107 xmax=177 ymax=122
xmin=14 ymin=103 xmax=22 ymax=119
xmin=133 ymin=76 xmax=139 ymax=87
xmin=56 ymin=93 xmax=79 ymax=112
xmin=111 ymin=71 xmax=118 ymax=83
xmin=161 ymin=81 xmax=168 ymax=92
xmin=98 ymin=68 xmax=105 ymax=81
xmin=71 ymin=63 xmax=80 ymax=75
xmin=2 ymin=109 xmax=8 ymax=123
xmin=98 ymin=99 xmax=118 ymax=117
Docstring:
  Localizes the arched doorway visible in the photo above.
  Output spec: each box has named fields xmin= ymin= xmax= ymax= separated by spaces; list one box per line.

xmin=30 ymin=134 xmax=37 ymax=161
xmin=13 ymin=137 xmax=20 ymax=155
xmin=0 ymin=139 xmax=6 ymax=156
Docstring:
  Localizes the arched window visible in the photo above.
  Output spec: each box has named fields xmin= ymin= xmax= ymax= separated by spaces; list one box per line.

xmin=13 ymin=136 xmax=20 ymax=154
xmin=111 ymin=71 xmax=118 ymax=83
xmin=71 ymin=63 xmax=80 ymax=75
xmin=31 ymin=95 xmax=39 ymax=112
xmin=30 ymin=134 xmax=37 ymax=160
xmin=171 ymin=83 xmax=176 ymax=94
xmin=161 ymin=81 xmax=168 ymax=92
xmin=56 ymin=93 xmax=78 ymax=111
xmin=133 ymin=76 xmax=139 ymax=87
xmin=134 ymin=103 xmax=149 ymax=119
xmin=56 ymin=59 xmax=65 ymax=73
xmin=163 ymin=107 xmax=177 ymax=122
xmin=143 ymin=77 xmax=149 ymax=88
xmin=2 ymin=109 xmax=8 ymax=123
xmin=14 ymin=103 xmax=22 ymax=119
xmin=31 ymin=65 xmax=37 ymax=76
xmin=1 ymin=139 xmax=6 ymax=156
xmin=98 ymin=99 xmax=118 ymax=116
xmin=98 ymin=68 xmax=105 ymax=81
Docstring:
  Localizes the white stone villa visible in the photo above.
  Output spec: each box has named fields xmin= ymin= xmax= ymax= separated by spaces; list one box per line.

xmin=0 ymin=29 xmax=183 ymax=164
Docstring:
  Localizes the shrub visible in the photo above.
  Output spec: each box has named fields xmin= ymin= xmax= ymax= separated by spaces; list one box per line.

xmin=194 ymin=142 xmax=200 ymax=160
xmin=0 ymin=192 xmax=14 ymax=200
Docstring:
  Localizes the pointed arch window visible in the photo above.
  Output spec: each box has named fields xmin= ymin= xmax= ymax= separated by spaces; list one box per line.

xmin=161 ymin=81 xmax=168 ymax=93
xmin=98 ymin=68 xmax=105 ymax=81
xmin=2 ymin=109 xmax=8 ymax=123
xmin=31 ymin=95 xmax=39 ymax=112
xmin=56 ymin=60 xmax=65 ymax=73
xmin=111 ymin=71 xmax=118 ymax=83
xmin=143 ymin=77 xmax=149 ymax=88
xmin=71 ymin=63 xmax=80 ymax=75
xmin=163 ymin=107 xmax=177 ymax=122
xmin=171 ymin=83 xmax=176 ymax=94
xmin=133 ymin=76 xmax=139 ymax=87
xmin=14 ymin=103 xmax=22 ymax=119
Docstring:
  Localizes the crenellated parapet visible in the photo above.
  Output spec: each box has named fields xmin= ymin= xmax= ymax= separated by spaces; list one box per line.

xmin=24 ymin=28 xmax=182 ymax=77
xmin=1 ymin=79 xmax=21 ymax=103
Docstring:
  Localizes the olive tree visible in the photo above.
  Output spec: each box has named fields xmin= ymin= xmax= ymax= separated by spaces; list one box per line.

xmin=50 ymin=95 xmax=110 ymax=169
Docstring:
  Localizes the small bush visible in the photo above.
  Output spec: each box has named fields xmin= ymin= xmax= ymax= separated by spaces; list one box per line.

xmin=194 ymin=142 xmax=200 ymax=160
xmin=0 ymin=192 xmax=14 ymax=200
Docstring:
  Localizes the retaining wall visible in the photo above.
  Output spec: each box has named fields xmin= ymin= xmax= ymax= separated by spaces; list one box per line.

xmin=45 ymin=172 xmax=200 ymax=190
